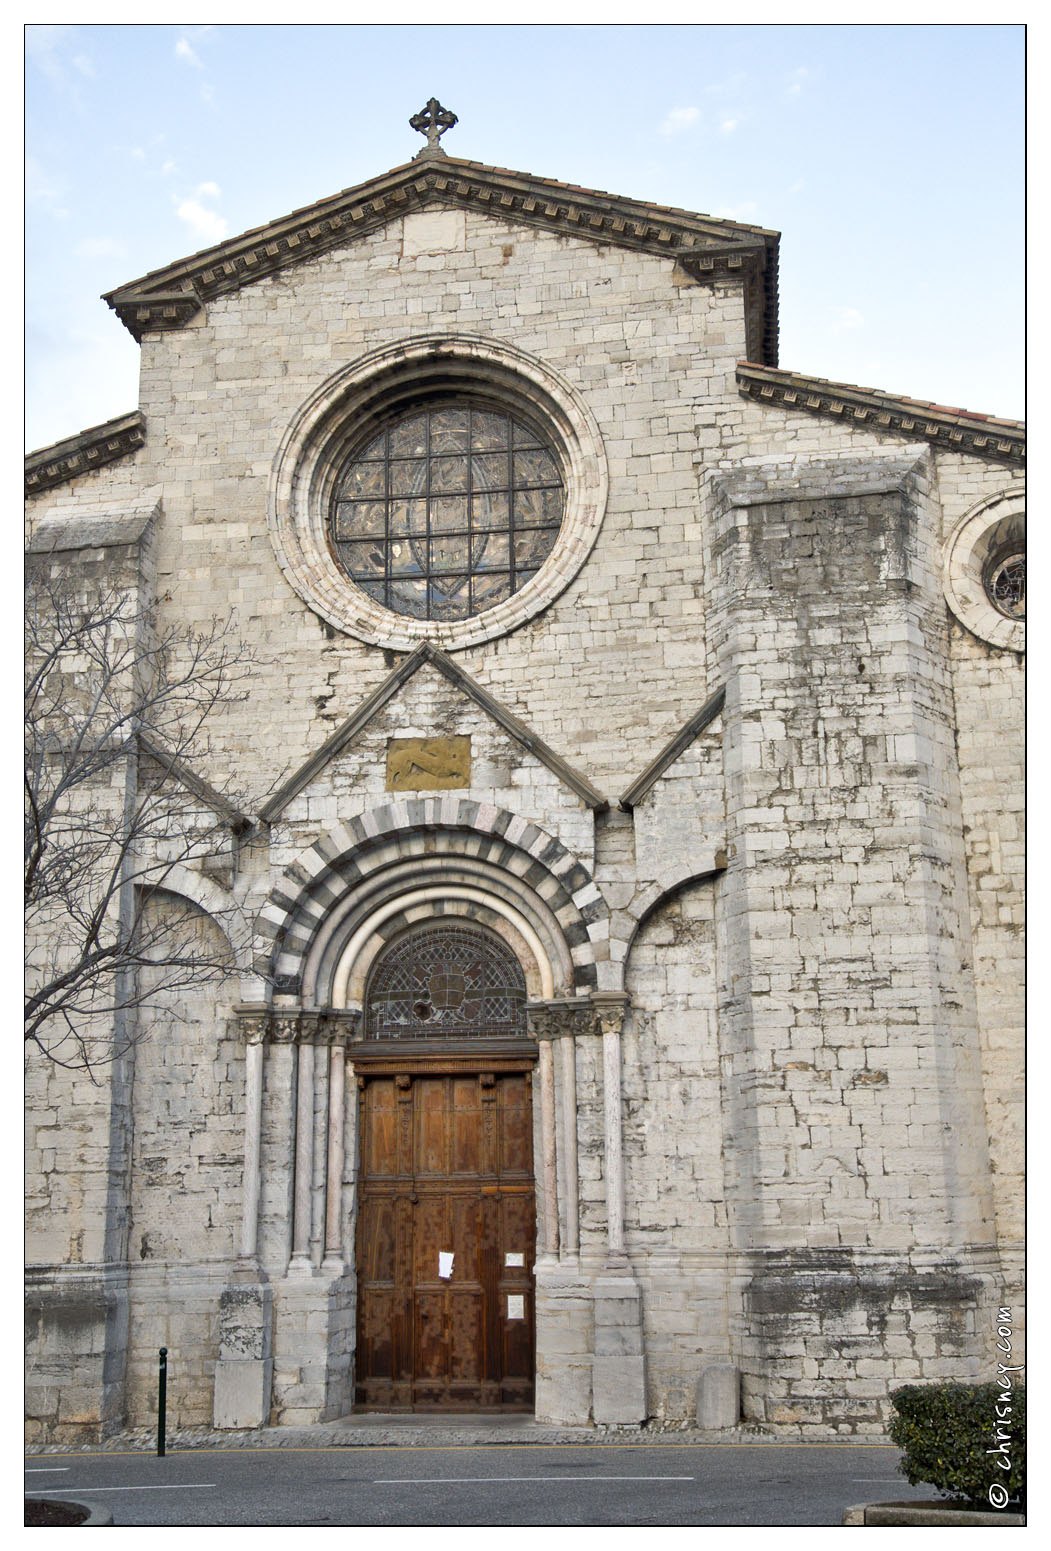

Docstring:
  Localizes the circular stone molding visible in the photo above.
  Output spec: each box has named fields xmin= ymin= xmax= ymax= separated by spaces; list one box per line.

xmin=943 ymin=487 xmax=1025 ymax=651
xmin=269 ymin=335 xmax=608 ymax=651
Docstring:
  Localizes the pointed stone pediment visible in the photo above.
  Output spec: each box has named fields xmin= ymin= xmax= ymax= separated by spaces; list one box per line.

xmin=103 ymin=154 xmax=780 ymax=363
xmin=620 ymin=687 xmax=725 ymax=810
xmin=258 ymin=642 xmax=607 ymax=824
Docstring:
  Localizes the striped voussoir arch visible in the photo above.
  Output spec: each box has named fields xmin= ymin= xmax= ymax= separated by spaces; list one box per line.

xmin=253 ymin=797 xmax=611 ymax=1003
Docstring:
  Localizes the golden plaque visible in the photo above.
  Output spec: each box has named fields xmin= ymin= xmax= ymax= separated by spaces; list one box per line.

xmin=386 ymin=735 xmax=471 ymax=791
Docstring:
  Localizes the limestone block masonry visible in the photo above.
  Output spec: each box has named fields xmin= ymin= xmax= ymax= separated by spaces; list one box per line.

xmin=25 ymin=143 xmax=1023 ymax=1441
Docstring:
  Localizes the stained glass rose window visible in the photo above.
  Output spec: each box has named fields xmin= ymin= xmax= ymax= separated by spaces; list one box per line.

xmin=329 ymin=402 xmax=565 ymax=622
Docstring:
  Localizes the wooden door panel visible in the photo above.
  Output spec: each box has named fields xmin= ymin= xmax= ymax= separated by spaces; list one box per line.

xmin=451 ymin=1077 xmax=482 ymax=1174
xmin=415 ymin=1077 xmax=448 ymax=1174
xmin=355 ymin=1068 xmax=535 ymax=1411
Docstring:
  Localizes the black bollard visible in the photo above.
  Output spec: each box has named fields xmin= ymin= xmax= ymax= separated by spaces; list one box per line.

xmin=157 ymin=1347 xmax=168 ymax=1458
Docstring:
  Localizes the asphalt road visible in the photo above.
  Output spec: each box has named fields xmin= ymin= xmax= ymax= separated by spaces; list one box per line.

xmin=25 ymin=1442 xmax=934 ymax=1526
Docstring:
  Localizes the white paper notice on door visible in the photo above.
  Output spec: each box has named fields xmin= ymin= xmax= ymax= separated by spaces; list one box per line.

xmin=438 ymin=1251 xmax=454 ymax=1279
xmin=504 ymin=1252 xmax=524 ymax=1268
xmin=507 ymin=1294 xmax=525 ymax=1320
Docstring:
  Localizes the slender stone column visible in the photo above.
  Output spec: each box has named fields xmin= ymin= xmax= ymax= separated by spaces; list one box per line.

xmin=559 ymin=1034 xmax=580 ymax=1260
xmin=593 ymin=992 xmax=630 ymax=1267
xmin=322 ymin=1042 xmax=346 ymax=1267
xmin=290 ymin=1035 xmax=316 ymax=1270
xmin=215 ymin=1005 xmax=274 ymax=1428
xmin=537 ymin=1036 xmax=560 ymax=1260
xmin=234 ymin=1007 xmax=268 ymax=1274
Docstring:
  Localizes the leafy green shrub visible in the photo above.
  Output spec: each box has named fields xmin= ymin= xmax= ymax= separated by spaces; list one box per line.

xmin=889 ymin=1382 xmax=1025 ymax=1509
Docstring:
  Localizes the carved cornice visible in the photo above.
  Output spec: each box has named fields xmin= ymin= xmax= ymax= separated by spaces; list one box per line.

xmin=103 ymin=157 xmax=780 ymax=363
xmin=106 ymin=290 xmax=203 ymax=339
xmin=233 ymin=1006 xmax=361 ymax=1046
xmin=25 ymin=411 xmax=146 ymax=496
xmin=737 ymin=363 xmax=1025 ymax=467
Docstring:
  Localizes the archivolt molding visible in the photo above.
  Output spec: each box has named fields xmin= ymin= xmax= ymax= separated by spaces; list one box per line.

xmin=138 ymin=862 xmax=250 ymax=969
xmin=267 ymin=334 xmax=609 ymax=651
xmin=618 ymin=865 xmax=725 ymax=970
xmin=254 ymin=798 xmax=613 ymax=1004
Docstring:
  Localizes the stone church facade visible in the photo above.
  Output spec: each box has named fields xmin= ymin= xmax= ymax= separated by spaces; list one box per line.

xmin=25 ymin=109 xmax=1024 ymax=1441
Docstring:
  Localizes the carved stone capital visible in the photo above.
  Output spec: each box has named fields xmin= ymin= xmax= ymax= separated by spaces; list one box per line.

xmin=233 ymin=1005 xmax=362 ymax=1046
xmin=527 ymin=997 xmax=596 ymax=1041
xmin=270 ymin=1014 xmax=301 ymax=1044
xmin=590 ymin=990 xmax=631 ymax=1040
xmin=234 ymin=1005 xmax=270 ymax=1046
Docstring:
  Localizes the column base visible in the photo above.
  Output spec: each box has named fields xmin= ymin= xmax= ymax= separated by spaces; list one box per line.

xmin=592 ymin=1272 xmax=647 ymax=1425
xmin=213 ymin=1283 xmax=273 ymax=1429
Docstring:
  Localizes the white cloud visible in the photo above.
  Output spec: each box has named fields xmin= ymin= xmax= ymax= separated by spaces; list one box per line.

xmin=200 ymin=82 xmax=215 ymax=105
xmin=703 ymin=72 xmax=747 ymax=99
xmin=161 ymin=159 xmax=177 ymax=176
xmin=785 ymin=68 xmax=810 ymax=98
xmin=659 ymin=106 xmax=700 ymax=138
xmin=722 ymin=201 xmax=759 ymax=223
xmin=175 ymin=37 xmax=203 ymax=69
xmin=719 ymin=117 xmax=740 ymax=136
xmin=832 ymin=306 xmax=865 ymax=332
xmin=26 ymin=26 xmax=93 ymax=99
xmin=175 ymin=183 xmax=227 ymax=245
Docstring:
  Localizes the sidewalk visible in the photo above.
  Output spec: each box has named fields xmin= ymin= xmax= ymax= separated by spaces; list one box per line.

xmin=27 ymin=1413 xmax=894 ymax=1453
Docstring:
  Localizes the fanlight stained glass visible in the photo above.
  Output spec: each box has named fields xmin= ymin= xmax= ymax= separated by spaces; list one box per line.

xmin=366 ymin=923 xmax=528 ymax=1039
xmin=329 ymin=402 xmax=565 ymax=622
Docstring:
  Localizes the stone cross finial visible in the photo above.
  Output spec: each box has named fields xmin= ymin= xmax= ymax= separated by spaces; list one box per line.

xmin=410 ymin=98 xmax=458 ymax=157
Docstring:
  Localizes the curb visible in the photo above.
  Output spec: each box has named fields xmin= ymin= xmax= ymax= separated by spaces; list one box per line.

xmin=25 ymin=1498 xmax=114 ymax=1527
xmin=843 ymin=1500 xmax=1025 ymax=1527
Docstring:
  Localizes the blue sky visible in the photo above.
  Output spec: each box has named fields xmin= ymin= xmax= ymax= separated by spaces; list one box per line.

xmin=25 ymin=21 xmax=1024 ymax=451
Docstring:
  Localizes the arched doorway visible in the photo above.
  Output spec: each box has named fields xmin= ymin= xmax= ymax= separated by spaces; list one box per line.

xmin=353 ymin=922 xmax=537 ymax=1411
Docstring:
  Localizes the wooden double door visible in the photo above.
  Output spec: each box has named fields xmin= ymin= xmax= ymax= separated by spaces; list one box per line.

xmin=354 ymin=1063 xmax=536 ymax=1411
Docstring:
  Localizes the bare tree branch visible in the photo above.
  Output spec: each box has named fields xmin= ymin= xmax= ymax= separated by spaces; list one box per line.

xmin=25 ymin=571 xmax=256 ymax=1070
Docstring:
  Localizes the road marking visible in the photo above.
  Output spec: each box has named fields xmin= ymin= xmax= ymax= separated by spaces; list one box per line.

xmin=31 ymin=1484 xmax=216 ymax=1495
xmin=25 ymin=1468 xmax=70 ymax=1473
xmin=852 ymin=1478 xmax=907 ymax=1483
xmin=374 ymin=1475 xmax=694 ymax=1483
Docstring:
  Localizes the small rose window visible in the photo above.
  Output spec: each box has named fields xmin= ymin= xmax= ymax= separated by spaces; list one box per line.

xmin=329 ymin=401 xmax=565 ymax=623
xmin=984 ymin=551 xmax=1025 ymax=620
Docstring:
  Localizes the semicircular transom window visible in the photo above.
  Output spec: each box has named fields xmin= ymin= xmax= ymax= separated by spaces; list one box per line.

xmin=330 ymin=401 xmax=565 ymax=622
xmin=366 ymin=923 xmax=528 ymax=1039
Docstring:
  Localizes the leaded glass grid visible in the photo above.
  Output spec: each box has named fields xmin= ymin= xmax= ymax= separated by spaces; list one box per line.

xmin=366 ymin=924 xmax=528 ymax=1039
xmin=329 ymin=401 xmax=565 ymax=622
xmin=985 ymin=552 xmax=1025 ymax=620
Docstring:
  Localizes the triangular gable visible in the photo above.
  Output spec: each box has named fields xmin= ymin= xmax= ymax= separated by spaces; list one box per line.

xmin=737 ymin=362 xmax=1025 ymax=467
xmin=103 ymin=154 xmax=779 ymax=365
xmin=138 ymin=735 xmax=254 ymax=833
xmin=619 ymin=687 xmax=725 ymax=811
xmin=258 ymin=642 xmax=607 ymax=823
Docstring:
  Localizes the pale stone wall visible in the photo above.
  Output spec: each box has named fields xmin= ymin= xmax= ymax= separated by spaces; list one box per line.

xmin=25 ymin=196 xmax=1023 ymax=1438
